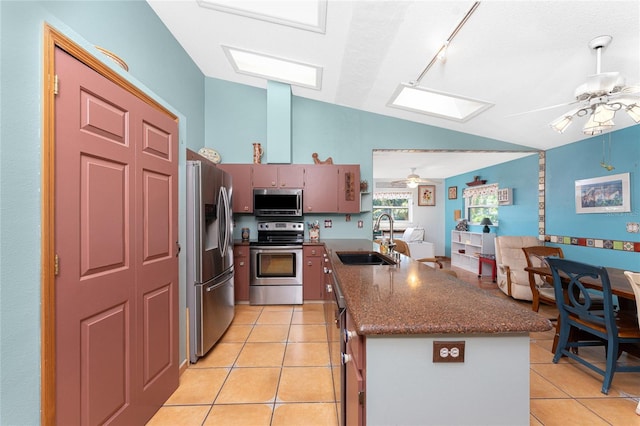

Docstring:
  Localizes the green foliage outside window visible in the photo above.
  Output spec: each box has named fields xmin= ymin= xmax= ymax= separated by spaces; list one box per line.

xmin=372 ymin=197 xmax=410 ymax=222
xmin=467 ymin=192 xmax=498 ymax=224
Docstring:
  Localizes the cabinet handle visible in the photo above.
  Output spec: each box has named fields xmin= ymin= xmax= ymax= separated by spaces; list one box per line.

xmin=345 ymin=330 xmax=356 ymax=342
xmin=341 ymin=353 xmax=352 ymax=364
xmin=307 ymin=261 xmax=312 ymax=266
xmin=239 ymin=261 xmax=245 ymax=266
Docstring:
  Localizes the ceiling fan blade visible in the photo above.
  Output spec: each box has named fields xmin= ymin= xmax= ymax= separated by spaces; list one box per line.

xmin=390 ymin=177 xmax=438 ymax=186
xmin=614 ymin=95 xmax=640 ymax=106
xmin=620 ymin=85 xmax=640 ymax=95
xmin=505 ymin=100 xmax=582 ymax=118
xmin=389 ymin=180 xmax=410 ymax=188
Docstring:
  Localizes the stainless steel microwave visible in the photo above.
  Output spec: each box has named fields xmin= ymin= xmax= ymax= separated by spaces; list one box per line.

xmin=253 ymin=188 xmax=303 ymax=217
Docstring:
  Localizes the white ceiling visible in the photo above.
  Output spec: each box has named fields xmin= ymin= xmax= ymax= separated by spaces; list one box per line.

xmin=371 ymin=149 xmax=535 ymax=180
xmin=147 ymin=0 xmax=640 ymax=180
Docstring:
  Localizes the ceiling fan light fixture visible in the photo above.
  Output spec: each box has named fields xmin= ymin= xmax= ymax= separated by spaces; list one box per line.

xmin=625 ymin=104 xmax=640 ymax=123
xmin=547 ymin=35 xmax=639 ymax=136
xmin=592 ymin=104 xmax=617 ymax=123
xmin=391 ymin=167 xmax=433 ymax=188
xmin=550 ymin=115 xmax=573 ymax=133
xmin=582 ymin=113 xmax=615 ymax=135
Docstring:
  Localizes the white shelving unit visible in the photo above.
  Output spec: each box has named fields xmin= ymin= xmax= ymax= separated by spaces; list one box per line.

xmin=451 ymin=230 xmax=496 ymax=274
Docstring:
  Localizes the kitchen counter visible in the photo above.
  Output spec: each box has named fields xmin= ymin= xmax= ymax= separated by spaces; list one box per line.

xmin=323 ymin=239 xmax=552 ymax=335
xmin=322 ymin=239 xmax=551 ymax=425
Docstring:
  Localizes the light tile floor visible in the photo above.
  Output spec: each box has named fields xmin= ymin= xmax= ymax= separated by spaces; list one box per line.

xmin=148 ymin=303 xmax=337 ymax=426
xmin=148 ymin=265 xmax=640 ymax=425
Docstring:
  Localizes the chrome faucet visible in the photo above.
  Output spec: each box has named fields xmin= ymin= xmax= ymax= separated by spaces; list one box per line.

xmin=374 ymin=213 xmax=396 ymax=252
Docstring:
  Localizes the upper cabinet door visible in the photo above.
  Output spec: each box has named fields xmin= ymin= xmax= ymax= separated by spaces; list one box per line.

xmin=252 ymin=164 xmax=279 ymax=187
xmin=277 ymin=165 xmax=305 ymax=188
xmin=253 ymin=165 xmax=304 ymax=188
xmin=217 ymin=164 xmax=253 ymax=213
xmin=304 ymin=165 xmax=338 ymax=212
xmin=338 ymin=165 xmax=361 ymax=213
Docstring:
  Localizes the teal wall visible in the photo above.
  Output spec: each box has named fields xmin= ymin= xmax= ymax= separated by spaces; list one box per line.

xmin=204 ymin=77 xmax=533 ymax=240
xmin=545 ymin=126 xmax=639 ymax=269
xmin=444 ymin=125 xmax=640 ymax=270
xmin=445 ymin=153 xmax=540 ymax=252
xmin=0 ymin=1 xmax=204 ymax=423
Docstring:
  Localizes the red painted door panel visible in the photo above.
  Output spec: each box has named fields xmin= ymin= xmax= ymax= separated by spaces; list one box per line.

xmin=304 ymin=165 xmax=338 ymax=212
xmin=233 ymin=245 xmax=250 ymax=301
xmin=54 ymin=47 xmax=178 ymax=425
xmin=135 ymin=96 xmax=179 ymax=411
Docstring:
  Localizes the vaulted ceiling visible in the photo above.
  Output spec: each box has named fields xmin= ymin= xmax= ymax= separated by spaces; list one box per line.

xmin=147 ymin=1 xmax=640 ymax=179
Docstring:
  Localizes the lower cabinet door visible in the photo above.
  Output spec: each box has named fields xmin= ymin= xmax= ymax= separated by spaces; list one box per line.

xmin=346 ymin=355 xmax=364 ymax=426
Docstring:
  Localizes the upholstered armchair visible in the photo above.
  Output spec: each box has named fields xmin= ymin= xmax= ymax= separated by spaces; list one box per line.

xmin=494 ymin=236 xmax=541 ymax=301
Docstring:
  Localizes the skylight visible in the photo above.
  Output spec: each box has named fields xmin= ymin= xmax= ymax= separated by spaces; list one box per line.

xmin=388 ymin=84 xmax=493 ymax=122
xmin=223 ymin=46 xmax=322 ymax=90
xmin=198 ymin=0 xmax=327 ymax=33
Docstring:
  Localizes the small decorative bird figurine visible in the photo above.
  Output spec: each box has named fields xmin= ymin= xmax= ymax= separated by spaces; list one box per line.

xmin=312 ymin=153 xmax=333 ymax=164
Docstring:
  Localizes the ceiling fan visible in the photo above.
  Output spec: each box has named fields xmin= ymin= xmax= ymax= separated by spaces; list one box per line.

xmin=515 ymin=36 xmax=640 ymax=135
xmin=391 ymin=168 xmax=434 ymax=188
xmin=546 ymin=35 xmax=640 ymax=135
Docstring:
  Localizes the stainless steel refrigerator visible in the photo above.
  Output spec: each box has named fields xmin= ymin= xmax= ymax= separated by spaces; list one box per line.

xmin=186 ymin=150 xmax=234 ymax=364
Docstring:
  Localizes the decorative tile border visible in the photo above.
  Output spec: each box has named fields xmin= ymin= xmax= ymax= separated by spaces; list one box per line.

xmin=544 ymin=234 xmax=640 ymax=253
xmin=538 ymin=152 xmax=546 ymax=241
xmin=539 ymin=151 xmax=639 ymax=253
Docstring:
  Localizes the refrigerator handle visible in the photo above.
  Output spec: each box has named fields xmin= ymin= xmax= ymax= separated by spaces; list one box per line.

xmin=224 ymin=186 xmax=232 ymax=252
xmin=218 ymin=186 xmax=231 ymax=257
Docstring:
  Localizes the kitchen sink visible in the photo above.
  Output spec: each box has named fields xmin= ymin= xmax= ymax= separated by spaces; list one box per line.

xmin=336 ymin=251 xmax=396 ymax=265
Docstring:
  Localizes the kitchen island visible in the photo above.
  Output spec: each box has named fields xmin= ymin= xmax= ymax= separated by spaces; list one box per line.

xmin=323 ymin=239 xmax=552 ymax=426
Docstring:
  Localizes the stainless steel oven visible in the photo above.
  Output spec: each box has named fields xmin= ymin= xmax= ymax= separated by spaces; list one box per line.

xmin=249 ymin=222 xmax=304 ymax=305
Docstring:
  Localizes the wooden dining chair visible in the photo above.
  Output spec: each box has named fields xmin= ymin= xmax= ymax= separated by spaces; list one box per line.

xmin=384 ymin=239 xmax=454 ymax=276
xmin=548 ymin=258 xmax=640 ymax=394
xmin=522 ymin=246 xmax=564 ymax=312
xmin=623 ymin=270 xmax=640 ymax=415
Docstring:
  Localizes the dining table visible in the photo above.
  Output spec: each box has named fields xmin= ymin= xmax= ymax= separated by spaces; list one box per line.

xmin=525 ymin=265 xmax=639 ymax=355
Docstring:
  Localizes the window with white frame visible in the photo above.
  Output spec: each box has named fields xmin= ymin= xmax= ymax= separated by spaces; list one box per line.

xmin=372 ymin=191 xmax=413 ymax=225
xmin=463 ymin=184 xmax=499 ymax=224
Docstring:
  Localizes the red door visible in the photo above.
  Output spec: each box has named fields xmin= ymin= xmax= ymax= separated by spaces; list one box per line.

xmin=54 ymin=47 xmax=178 ymax=425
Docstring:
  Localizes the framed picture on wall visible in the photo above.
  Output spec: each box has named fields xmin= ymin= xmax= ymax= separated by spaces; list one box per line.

xmin=448 ymin=186 xmax=458 ymax=200
xmin=418 ymin=185 xmax=436 ymax=206
xmin=575 ymin=172 xmax=630 ymax=214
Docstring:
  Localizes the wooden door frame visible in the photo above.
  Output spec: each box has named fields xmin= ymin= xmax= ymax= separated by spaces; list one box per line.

xmin=41 ymin=25 xmax=178 ymax=425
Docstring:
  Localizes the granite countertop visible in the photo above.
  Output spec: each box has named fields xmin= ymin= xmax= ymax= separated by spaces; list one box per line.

xmin=323 ymin=239 xmax=553 ymax=336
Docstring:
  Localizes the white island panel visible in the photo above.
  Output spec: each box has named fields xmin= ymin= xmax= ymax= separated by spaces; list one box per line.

xmin=366 ymin=334 xmax=530 ymax=426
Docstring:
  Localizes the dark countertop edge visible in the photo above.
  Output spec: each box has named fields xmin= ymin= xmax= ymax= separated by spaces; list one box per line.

xmin=232 ymin=240 xmax=324 ymax=246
